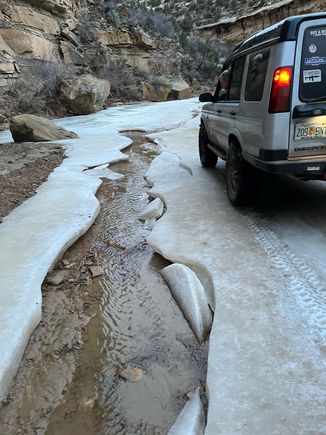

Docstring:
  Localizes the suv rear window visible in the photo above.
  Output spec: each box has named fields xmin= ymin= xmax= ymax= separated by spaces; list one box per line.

xmin=245 ymin=49 xmax=270 ymax=101
xmin=300 ymin=26 xmax=326 ymax=102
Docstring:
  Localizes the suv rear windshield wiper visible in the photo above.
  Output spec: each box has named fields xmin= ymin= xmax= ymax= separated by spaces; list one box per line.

xmin=307 ymin=96 xmax=326 ymax=103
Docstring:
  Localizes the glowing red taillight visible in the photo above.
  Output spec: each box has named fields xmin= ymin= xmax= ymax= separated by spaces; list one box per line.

xmin=269 ymin=67 xmax=292 ymax=113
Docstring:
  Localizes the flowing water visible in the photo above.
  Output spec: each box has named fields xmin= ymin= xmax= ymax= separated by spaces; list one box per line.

xmin=46 ymin=135 xmax=207 ymax=434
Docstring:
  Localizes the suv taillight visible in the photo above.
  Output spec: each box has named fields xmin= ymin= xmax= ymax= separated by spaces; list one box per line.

xmin=269 ymin=67 xmax=292 ymax=113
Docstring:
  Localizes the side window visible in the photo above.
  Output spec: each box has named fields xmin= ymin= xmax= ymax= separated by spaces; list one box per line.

xmin=228 ymin=57 xmax=246 ymax=101
xmin=245 ymin=49 xmax=270 ymax=101
xmin=213 ymin=65 xmax=231 ymax=102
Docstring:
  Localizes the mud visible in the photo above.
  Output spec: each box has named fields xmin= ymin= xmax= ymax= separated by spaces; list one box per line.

xmin=0 ymin=134 xmax=207 ymax=435
xmin=0 ymin=141 xmax=64 ymax=221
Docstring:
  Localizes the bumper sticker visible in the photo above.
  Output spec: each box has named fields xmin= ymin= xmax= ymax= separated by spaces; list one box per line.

xmin=303 ymin=69 xmax=322 ymax=83
xmin=310 ymin=29 xmax=326 ymax=37
xmin=305 ymin=56 xmax=326 ymax=66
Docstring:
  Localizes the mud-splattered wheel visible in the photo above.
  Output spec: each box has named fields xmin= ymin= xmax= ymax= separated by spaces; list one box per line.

xmin=225 ymin=142 xmax=258 ymax=206
xmin=198 ymin=124 xmax=217 ymax=167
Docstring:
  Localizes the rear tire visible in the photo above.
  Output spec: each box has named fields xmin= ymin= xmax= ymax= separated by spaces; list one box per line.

xmin=225 ymin=142 xmax=258 ymax=206
xmin=199 ymin=124 xmax=218 ymax=167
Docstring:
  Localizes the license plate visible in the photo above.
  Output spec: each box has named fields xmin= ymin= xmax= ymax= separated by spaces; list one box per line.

xmin=295 ymin=123 xmax=326 ymax=140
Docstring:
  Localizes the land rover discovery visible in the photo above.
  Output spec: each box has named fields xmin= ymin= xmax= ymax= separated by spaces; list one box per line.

xmin=199 ymin=13 xmax=326 ymax=205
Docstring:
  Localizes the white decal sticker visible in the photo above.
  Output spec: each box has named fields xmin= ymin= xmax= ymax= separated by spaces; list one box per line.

xmin=305 ymin=56 xmax=326 ymax=66
xmin=309 ymin=44 xmax=317 ymax=53
xmin=310 ymin=29 xmax=326 ymax=37
xmin=303 ymin=69 xmax=322 ymax=83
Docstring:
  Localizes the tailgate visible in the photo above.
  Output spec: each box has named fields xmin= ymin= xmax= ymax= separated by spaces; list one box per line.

xmin=289 ymin=18 xmax=326 ymax=159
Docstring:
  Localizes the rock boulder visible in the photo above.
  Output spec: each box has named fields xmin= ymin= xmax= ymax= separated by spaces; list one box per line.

xmin=25 ymin=0 xmax=71 ymax=16
xmin=143 ymin=79 xmax=191 ymax=102
xmin=0 ymin=113 xmax=8 ymax=131
xmin=0 ymin=114 xmax=7 ymax=124
xmin=61 ymin=75 xmax=111 ymax=115
xmin=169 ymin=79 xmax=191 ymax=100
xmin=142 ymin=82 xmax=171 ymax=102
xmin=10 ymin=114 xmax=78 ymax=142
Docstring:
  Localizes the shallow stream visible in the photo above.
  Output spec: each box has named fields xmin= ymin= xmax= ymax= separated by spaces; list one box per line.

xmin=45 ymin=134 xmax=207 ymax=434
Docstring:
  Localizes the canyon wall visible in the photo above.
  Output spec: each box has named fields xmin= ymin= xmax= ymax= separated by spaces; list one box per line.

xmin=0 ymin=0 xmax=180 ymax=117
xmin=195 ymin=0 xmax=326 ymax=45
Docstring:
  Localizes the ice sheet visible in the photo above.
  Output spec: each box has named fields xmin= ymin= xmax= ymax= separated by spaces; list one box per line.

xmin=146 ymin=117 xmax=326 ymax=434
xmin=161 ymin=264 xmax=212 ymax=343
xmin=139 ymin=198 xmax=164 ymax=221
xmin=0 ymin=99 xmax=201 ymax=399
xmin=168 ymin=388 xmax=205 ymax=435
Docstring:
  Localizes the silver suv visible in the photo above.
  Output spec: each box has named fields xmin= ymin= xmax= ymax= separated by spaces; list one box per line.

xmin=199 ymin=13 xmax=326 ymax=205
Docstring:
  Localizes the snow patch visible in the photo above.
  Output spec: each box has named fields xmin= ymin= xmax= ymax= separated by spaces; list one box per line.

xmin=161 ymin=264 xmax=212 ymax=343
xmin=146 ymin=152 xmax=191 ymax=192
xmin=0 ymin=170 xmax=101 ymax=399
xmin=168 ymin=388 xmax=205 ymax=435
xmin=139 ymin=198 xmax=164 ymax=221
xmin=144 ymin=103 xmax=326 ymax=434
xmin=84 ymin=165 xmax=125 ymax=180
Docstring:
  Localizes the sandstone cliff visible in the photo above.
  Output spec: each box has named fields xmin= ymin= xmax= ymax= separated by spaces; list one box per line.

xmin=0 ymin=0 xmax=182 ymax=117
xmin=195 ymin=0 xmax=326 ymax=44
xmin=0 ymin=0 xmax=323 ymax=118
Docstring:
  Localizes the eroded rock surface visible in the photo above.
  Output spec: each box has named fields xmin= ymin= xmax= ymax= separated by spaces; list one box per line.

xmin=25 ymin=0 xmax=72 ymax=16
xmin=61 ymin=75 xmax=111 ymax=115
xmin=143 ymin=79 xmax=191 ymax=102
xmin=170 ymin=80 xmax=191 ymax=100
xmin=195 ymin=0 xmax=325 ymax=44
xmin=143 ymin=82 xmax=172 ymax=102
xmin=10 ymin=114 xmax=77 ymax=142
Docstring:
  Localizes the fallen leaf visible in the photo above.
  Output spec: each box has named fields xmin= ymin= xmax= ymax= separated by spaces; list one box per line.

xmin=61 ymin=259 xmax=70 ymax=266
xmin=1 ymin=398 xmax=11 ymax=406
xmin=85 ymin=259 xmax=94 ymax=266
xmin=105 ymin=239 xmax=126 ymax=250
xmin=117 ymin=366 xmax=144 ymax=383
xmin=79 ymin=397 xmax=95 ymax=411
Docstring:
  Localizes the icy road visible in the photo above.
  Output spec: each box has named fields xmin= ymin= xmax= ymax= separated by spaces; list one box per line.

xmin=0 ymin=99 xmax=325 ymax=434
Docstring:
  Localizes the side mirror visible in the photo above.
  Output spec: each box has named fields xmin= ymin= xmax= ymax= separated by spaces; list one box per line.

xmin=199 ymin=92 xmax=214 ymax=103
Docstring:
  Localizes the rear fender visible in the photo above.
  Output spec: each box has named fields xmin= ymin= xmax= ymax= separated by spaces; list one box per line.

xmin=228 ymin=128 xmax=244 ymax=152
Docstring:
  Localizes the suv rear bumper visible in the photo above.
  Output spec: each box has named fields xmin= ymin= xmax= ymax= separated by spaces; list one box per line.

xmin=245 ymin=152 xmax=326 ymax=178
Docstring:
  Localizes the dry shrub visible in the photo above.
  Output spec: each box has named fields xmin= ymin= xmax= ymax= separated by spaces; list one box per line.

xmin=7 ymin=60 xmax=77 ymax=117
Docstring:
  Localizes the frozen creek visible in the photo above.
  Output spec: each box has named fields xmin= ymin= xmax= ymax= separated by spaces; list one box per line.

xmin=0 ymin=99 xmax=325 ymax=434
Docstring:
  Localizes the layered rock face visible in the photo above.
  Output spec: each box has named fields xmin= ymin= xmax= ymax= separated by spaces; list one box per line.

xmin=0 ymin=0 xmax=186 ymax=117
xmin=0 ymin=0 xmax=318 ymax=117
xmin=195 ymin=0 xmax=325 ymax=45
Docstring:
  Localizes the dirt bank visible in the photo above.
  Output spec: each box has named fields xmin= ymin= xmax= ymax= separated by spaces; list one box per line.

xmin=0 ymin=141 xmax=64 ymax=222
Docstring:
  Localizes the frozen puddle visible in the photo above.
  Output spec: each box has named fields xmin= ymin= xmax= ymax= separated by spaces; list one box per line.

xmin=0 ymin=99 xmax=201 ymax=400
xmin=146 ymin=116 xmax=326 ymax=434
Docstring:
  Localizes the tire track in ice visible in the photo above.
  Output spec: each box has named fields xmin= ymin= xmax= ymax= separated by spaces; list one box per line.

xmin=243 ymin=211 xmax=326 ymax=344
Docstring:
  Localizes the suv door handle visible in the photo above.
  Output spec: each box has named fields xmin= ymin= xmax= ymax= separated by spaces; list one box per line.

xmin=230 ymin=111 xmax=236 ymax=116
